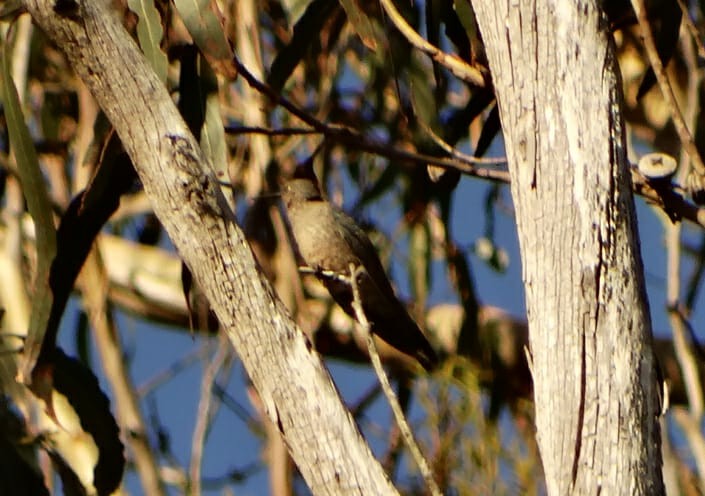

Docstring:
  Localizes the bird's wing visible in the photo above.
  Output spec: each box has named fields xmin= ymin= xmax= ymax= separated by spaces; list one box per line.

xmin=331 ymin=209 xmax=397 ymax=296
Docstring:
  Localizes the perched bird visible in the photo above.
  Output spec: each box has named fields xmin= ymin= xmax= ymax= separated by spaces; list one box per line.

xmin=281 ymin=165 xmax=438 ymax=371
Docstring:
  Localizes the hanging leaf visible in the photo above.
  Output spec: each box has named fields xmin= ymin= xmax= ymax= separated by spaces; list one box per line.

xmin=409 ymin=60 xmax=438 ymax=133
xmin=453 ymin=0 xmax=486 ymax=65
xmin=444 ymin=1 xmax=471 ymax=61
xmin=268 ymin=0 xmax=339 ymax=92
xmin=408 ymin=220 xmax=431 ymax=310
xmin=474 ymin=103 xmax=500 ymax=157
xmin=178 ymin=45 xmax=207 ymax=136
xmin=39 ymin=135 xmax=137 ymax=363
xmin=36 ymin=348 xmax=125 ymax=496
xmin=199 ymin=59 xmax=228 ymax=182
xmin=354 ymin=165 xmax=400 ymax=211
xmin=126 ymin=0 xmax=169 ymax=82
xmin=172 ymin=0 xmax=236 ymax=78
xmin=452 ymin=0 xmax=477 ymax=47
xmin=177 ymin=45 xmax=228 ymax=180
xmin=425 ymin=0 xmax=443 ymax=89
xmin=338 ymin=0 xmax=381 ymax=51
xmin=1 ymin=32 xmax=57 ymax=382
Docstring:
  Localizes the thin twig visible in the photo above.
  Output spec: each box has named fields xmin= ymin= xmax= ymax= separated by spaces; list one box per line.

xmin=378 ymin=0 xmax=485 ymax=87
xmin=415 ymin=117 xmax=506 ymax=165
xmin=676 ymin=0 xmax=705 ymax=59
xmin=233 ymin=57 xmax=508 ymax=179
xmin=346 ymin=263 xmax=442 ymax=496
xmin=81 ymin=249 xmax=166 ymax=495
xmin=671 ymin=406 xmax=705 ymax=489
xmin=225 ymin=125 xmax=320 ymax=137
xmin=660 ymin=33 xmax=705 ymax=418
xmin=235 ymin=56 xmax=705 ymax=232
xmin=664 ymin=238 xmax=704 ymax=417
xmin=190 ymin=336 xmax=231 ymax=495
xmin=137 ymin=344 xmax=214 ymax=397
xmin=631 ymin=0 xmax=705 ymax=178
xmin=675 ymin=308 xmax=705 ymax=363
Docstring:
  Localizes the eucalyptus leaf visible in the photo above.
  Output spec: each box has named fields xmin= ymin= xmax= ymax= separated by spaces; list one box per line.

xmin=127 ymin=0 xmax=168 ymax=82
xmin=1 ymin=35 xmax=57 ymax=378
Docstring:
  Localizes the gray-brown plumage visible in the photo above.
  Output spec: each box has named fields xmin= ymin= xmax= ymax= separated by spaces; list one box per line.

xmin=281 ymin=167 xmax=438 ymax=371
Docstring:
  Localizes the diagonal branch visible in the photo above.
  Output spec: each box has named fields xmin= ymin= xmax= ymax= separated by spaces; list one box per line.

xmin=378 ymin=0 xmax=485 ymax=87
xmin=310 ymin=263 xmax=442 ymax=496
xmin=23 ymin=1 xmax=398 ymax=494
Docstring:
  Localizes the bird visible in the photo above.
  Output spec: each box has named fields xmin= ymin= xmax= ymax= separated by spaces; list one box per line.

xmin=281 ymin=165 xmax=439 ymax=371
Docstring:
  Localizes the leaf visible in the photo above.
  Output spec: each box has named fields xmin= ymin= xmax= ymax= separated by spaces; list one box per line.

xmin=126 ymin=0 xmax=168 ymax=82
xmin=34 ymin=133 xmax=136 ymax=381
xmin=452 ymin=0 xmax=485 ymax=66
xmin=444 ymin=1 xmax=471 ymax=61
xmin=409 ymin=78 xmax=436 ymax=131
xmin=177 ymin=46 xmax=228 ymax=180
xmin=445 ymin=244 xmax=479 ymax=354
xmin=1 ymin=31 xmax=57 ymax=382
xmin=172 ymin=0 xmax=236 ymax=78
xmin=474 ymin=103 xmax=500 ymax=157
xmin=453 ymin=0 xmax=477 ymax=44
xmin=409 ymin=59 xmax=439 ymax=133
xmin=177 ymin=44 xmax=206 ymax=136
xmin=408 ymin=221 xmax=431 ymax=310
xmin=198 ymin=58 xmax=228 ymax=181
xmin=425 ymin=0 xmax=442 ymax=88
xmin=354 ymin=165 xmax=400 ymax=211
xmin=268 ymin=0 xmax=339 ymax=92
xmin=338 ymin=0 xmax=380 ymax=51
xmin=45 ymin=348 xmax=125 ymax=496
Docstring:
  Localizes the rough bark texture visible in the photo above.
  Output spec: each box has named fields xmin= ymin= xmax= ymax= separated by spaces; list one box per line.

xmin=21 ymin=1 xmax=397 ymax=494
xmin=472 ymin=2 xmax=664 ymax=494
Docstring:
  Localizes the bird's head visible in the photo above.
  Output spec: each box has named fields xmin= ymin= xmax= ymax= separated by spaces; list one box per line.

xmin=281 ymin=161 xmax=324 ymax=207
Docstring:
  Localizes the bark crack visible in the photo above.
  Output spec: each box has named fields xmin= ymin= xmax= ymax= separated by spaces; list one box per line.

xmin=571 ymin=328 xmax=587 ymax=487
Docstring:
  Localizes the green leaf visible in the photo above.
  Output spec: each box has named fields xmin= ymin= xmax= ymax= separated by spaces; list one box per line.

xmin=172 ymin=0 xmax=236 ymax=78
xmin=177 ymin=47 xmax=226 ymax=178
xmin=268 ymin=0 xmax=338 ymax=92
xmin=409 ymin=56 xmax=439 ymax=132
xmin=201 ymin=92 xmax=227 ymax=181
xmin=453 ymin=0 xmax=478 ymax=40
xmin=338 ymin=0 xmax=380 ymax=51
xmin=1 ymin=32 xmax=57 ymax=378
xmin=127 ymin=0 xmax=168 ymax=82
xmin=408 ymin=221 xmax=431 ymax=309
xmin=198 ymin=57 xmax=227 ymax=181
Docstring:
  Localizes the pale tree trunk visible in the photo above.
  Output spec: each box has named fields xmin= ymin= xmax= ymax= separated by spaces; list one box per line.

xmin=472 ymin=2 xmax=664 ymax=495
xmin=22 ymin=1 xmax=397 ymax=494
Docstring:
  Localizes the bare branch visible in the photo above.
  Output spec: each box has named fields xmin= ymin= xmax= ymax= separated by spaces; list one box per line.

xmin=342 ymin=263 xmax=441 ymax=496
xmin=378 ymin=0 xmax=485 ymax=87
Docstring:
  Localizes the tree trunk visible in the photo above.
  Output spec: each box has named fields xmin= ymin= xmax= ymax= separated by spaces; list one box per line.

xmin=21 ymin=1 xmax=397 ymax=494
xmin=472 ymin=2 xmax=664 ymax=494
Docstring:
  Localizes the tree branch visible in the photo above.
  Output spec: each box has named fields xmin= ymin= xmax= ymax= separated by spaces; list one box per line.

xmin=22 ymin=1 xmax=397 ymax=493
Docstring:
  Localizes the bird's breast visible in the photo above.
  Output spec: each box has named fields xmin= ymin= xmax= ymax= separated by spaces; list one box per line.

xmin=289 ymin=206 xmax=358 ymax=273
